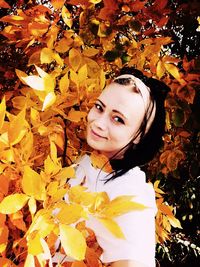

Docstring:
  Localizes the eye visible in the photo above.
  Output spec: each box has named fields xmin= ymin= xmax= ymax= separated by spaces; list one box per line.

xmin=94 ymin=103 xmax=103 ymax=112
xmin=113 ymin=116 xmax=125 ymax=124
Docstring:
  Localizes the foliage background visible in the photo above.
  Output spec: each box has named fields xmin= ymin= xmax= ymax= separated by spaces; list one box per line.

xmin=0 ymin=0 xmax=199 ymax=266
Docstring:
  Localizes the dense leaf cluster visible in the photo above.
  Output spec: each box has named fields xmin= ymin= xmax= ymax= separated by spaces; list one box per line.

xmin=0 ymin=0 xmax=199 ymax=266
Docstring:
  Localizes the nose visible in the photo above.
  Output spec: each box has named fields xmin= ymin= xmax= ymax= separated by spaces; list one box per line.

xmin=94 ymin=114 xmax=107 ymax=131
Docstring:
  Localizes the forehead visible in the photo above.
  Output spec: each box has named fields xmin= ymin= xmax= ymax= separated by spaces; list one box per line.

xmin=99 ymin=80 xmax=151 ymax=110
xmin=98 ymin=82 xmax=151 ymax=121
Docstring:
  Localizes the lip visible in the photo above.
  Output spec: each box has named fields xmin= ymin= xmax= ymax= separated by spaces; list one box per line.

xmin=90 ymin=128 xmax=107 ymax=139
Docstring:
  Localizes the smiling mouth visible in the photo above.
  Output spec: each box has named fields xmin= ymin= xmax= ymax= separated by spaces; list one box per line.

xmin=90 ymin=128 xmax=107 ymax=139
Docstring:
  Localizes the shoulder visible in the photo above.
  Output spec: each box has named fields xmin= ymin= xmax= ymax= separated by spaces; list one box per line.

xmin=104 ymin=167 xmax=156 ymax=209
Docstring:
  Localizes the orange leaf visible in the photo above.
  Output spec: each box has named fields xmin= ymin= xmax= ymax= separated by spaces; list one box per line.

xmin=159 ymin=150 xmax=171 ymax=165
xmin=159 ymin=204 xmax=174 ymax=217
xmin=0 ymin=174 xmax=9 ymax=195
xmin=0 ymin=225 xmax=8 ymax=253
xmin=67 ymin=109 xmax=87 ymax=123
xmin=90 ymin=151 xmax=112 ymax=173
xmin=9 ymin=211 xmax=27 ymax=231
xmin=69 ymin=48 xmax=82 ymax=72
xmin=0 ymin=258 xmax=16 ymax=267
xmin=85 ymin=247 xmax=100 ymax=267
xmin=82 ymin=48 xmax=99 ymax=57
xmin=0 ymin=214 xmax=6 ymax=227
xmin=71 ymin=261 xmax=87 ymax=267
xmin=178 ymin=130 xmax=191 ymax=138
xmin=0 ymin=0 xmax=11 ymax=8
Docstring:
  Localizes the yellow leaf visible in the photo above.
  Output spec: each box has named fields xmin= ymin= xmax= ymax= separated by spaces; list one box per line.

xmin=28 ymin=197 xmax=37 ymax=216
xmin=40 ymin=238 xmax=53 ymax=267
xmin=70 ymin=69 xmax=79 ymax=87
xmin=92 ymin=192 xmax=110 ymax=213
xmin=51 ymin=188 xmax=69 ymax=202
xmin=15 ymin=69 xmax=28 ymax=85
xmin=168 ymin=215 xmax=182 ymax=229
xmin=59 ymin=224 xmax=86 ymax=260
xmin=24 ymin=253 xmax=35 ymax=267
xmin=69 ymin=48 xmax=82 ymax=72
xmin=30 ymin=108 xmax=40 ymax=126
xmin=59 ymin=72 xmax=70 ymax=94
xmin=22 ymin=166 xmax=46 ymax=200
xmin=44 ymin=155 xmax=60 ymax=175
xmin=21 ymin=75 xmax=46 ymax=91
xmin=0 ymin=193 xmax=29 ymax=214
xmin=83 ymin=57 xmax=100 ymax=77
xmin=100 ymin=69 xmax=106 ymax=90
xmin=97 ymin=217 xmax=125 ymax=238
xmin=35 ymin=65 xmax=48 ymax=79
xmin=42 ymin=91 xmax=56 ymax=111
xmin=68 ymin=186 xmax=96 ymax=207
xmin=28 ymin=232 xmax=43 ymax=255
xmin=55 ymin=166 xmax=75 ymax=181
xmin=50 ymin=140 xmax=58 ymax=164
xmin=51 ymin=0 xmax=65 ymax=9
xmin=0 ymin=149 xmax=15 ymax=163
xmin=20 ymin=130 xmax=34 ymax=161
xmin=82 ymin=47 xmax=99 ymax=57
xmin=40 ymin=47 xmax=55 ymax=64
xmin=67 ymin=108 xmax=87 ymax=122
xmin=41 ymin=48 xmax=63 ymax=66
xmin=89 ymin=0 xmax=102 ymax=3
xmin=0 ymin=97 xmax=6 ymax=131
xmin=47 ymin=181 xmax=59 ymax=196
xmin=19 ymin=66 xmax=55 ymax=93
xmin=28 ymin=212 xmax=55 ymax=240
xmin=8 ymin=107 xmax=27 ymax=146
xmin=56 ymin=203 xmax=85 ymax=224
xmin=62 ymin=6 xmax=73 ymax=28
xmin=156 ymin=60 xmax=165 ymax=79
xmin=164 ymin=63 xmax=186 ymax=85
xmin=102 ymin=195 xmax=147 ymax=218
xmin=0 ymin=132 xmax=9 ymax=148
xmin=53 ymin=52 xmax=64 ymax=66
xmin=78 ymin=64 xmax=87 ymax=84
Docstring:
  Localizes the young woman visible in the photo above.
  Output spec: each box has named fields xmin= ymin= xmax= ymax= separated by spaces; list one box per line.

xmin=54 ymin=67 xmax=170 ymax=267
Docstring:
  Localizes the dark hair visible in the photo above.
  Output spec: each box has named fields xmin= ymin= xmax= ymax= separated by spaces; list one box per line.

xmin=105 ymin=67 xmax=170 ymax=182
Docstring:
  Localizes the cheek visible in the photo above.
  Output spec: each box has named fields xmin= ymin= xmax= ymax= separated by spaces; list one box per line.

xmin=87 ymin=108 xmax=94 ymax=124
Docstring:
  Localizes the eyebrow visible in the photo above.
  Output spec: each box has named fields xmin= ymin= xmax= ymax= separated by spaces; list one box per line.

xmin=96 ymin=99 xmax=128 ymax=120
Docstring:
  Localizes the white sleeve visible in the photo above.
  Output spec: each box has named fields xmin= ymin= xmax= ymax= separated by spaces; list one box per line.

xmin=86 ymin=183 xmax=157 ymax=267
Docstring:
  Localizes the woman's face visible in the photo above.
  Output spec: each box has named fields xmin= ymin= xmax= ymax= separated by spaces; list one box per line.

xmin=86 ymin=75 xmax=155 ymax=158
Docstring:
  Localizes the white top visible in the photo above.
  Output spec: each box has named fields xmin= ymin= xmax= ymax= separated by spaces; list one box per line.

xmin=68 ymin=155 xmax=157 ymax=267
xmin=53 ymin=155 xmax=157 ymax=267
